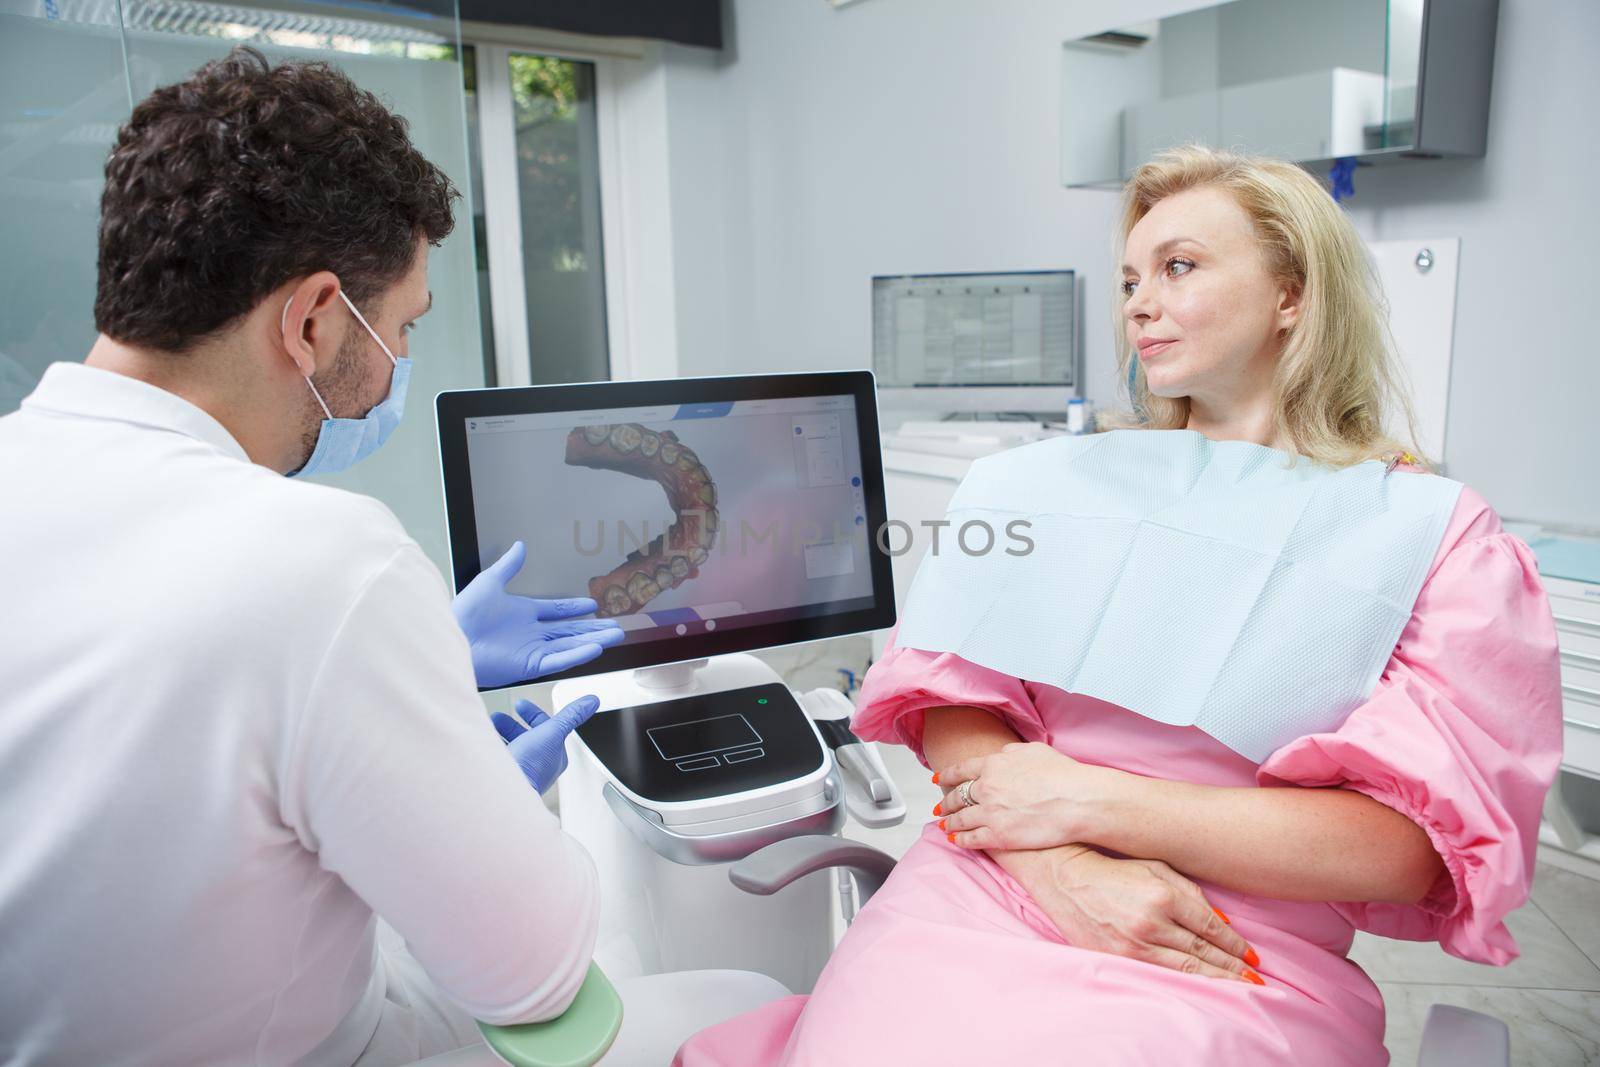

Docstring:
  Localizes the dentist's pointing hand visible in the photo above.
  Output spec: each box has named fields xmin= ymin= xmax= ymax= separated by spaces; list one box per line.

xmin=492 ymin=695 xmax=600 ymax=793
xmin=453 ymin=541 xmax=625 ymax=688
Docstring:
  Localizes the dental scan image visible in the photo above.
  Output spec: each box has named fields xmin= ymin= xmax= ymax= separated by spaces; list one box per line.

xmin=464 ymin=395 xmax=875 ymax=646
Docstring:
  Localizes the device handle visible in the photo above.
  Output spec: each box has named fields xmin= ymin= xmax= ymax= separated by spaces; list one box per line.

xmin=728 ymin=835 xmax=899 ymax=905
xmin=798 ymin=688 xmax=907 ymax=829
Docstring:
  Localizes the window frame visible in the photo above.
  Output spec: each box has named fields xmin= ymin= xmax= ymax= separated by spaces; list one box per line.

xmin=467 ymin=31 xmax=633 ymax=386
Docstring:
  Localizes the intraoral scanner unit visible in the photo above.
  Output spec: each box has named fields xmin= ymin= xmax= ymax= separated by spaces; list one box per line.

xmin=437 ymin=372 xmax=905 ymax=993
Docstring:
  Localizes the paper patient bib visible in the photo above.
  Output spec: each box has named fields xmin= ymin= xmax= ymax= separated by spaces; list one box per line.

xmin=893 ymin=430 xmax=1463 ymax=762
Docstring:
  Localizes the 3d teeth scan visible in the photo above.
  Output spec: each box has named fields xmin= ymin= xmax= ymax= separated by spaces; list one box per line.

xmin=565 ymin=423 xmax=720 ymax=616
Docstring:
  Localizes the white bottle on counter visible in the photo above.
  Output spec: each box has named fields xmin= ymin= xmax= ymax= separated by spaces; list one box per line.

xmin=1066 ymin=397 xmax=1087 ymax=434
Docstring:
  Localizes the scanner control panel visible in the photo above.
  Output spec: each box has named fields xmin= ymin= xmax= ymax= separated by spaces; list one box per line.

xmin=647 ymin=713 xmax=765 ymax=772
xmin=575 ymin=682 xmax=826 ymax=804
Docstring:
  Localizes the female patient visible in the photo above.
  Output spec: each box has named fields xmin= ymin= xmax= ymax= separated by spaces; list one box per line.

xmin=675 ymin=146 xmax=1564 ymax=1064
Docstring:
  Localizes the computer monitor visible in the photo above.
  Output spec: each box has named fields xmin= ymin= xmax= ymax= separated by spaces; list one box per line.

xmin=871 ymin=270 xmax=1080 ymax=412
xmin=436 ymin=372 xmax=897 ymax=690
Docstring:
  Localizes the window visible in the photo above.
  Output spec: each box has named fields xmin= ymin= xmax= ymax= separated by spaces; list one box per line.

xmin=1 ymin=1 xmax=485 ymax=571
xmin=471 ymin=45 xmax=610 ymax=387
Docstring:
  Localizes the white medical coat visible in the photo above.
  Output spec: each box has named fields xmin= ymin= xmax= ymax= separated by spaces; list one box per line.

xmin=0 ymin=363 xmax=599 ymax=1065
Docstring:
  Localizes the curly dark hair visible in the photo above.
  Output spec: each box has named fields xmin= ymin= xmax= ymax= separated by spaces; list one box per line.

xmin=95 ymin=46 xmax=457 ymax=352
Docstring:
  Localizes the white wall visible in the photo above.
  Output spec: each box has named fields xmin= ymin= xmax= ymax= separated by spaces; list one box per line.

xmin=647 ymin=0 xmax=1596 ymax=528
xmin=654 ymin=0 xmax=1203 ymax=410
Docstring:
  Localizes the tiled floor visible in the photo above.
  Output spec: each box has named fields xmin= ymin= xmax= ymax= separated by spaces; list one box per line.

xmin=1353 ymin=862 xmax=1600 ymax=1065
xmin=790 ymin=659 xmax=1600 ymax=1066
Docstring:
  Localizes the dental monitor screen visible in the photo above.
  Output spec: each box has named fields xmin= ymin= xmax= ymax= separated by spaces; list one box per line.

xmin=437 ymin=373 xmax=895 ymax=690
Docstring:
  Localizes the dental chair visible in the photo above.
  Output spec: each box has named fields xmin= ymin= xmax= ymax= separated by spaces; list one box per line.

xmin=414 ymin=835 xmax=1510 ymax=1067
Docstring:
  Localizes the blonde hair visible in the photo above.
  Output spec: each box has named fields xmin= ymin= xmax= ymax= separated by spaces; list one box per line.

xmin=1099 ymin=145 xmax=1426 ymax=470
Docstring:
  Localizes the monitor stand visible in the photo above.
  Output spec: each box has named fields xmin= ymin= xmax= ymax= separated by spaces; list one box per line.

xmin=552 ymin=652 xmax=788 ymax=714
xmin=634 ymin=658 xmax=711 ymax=692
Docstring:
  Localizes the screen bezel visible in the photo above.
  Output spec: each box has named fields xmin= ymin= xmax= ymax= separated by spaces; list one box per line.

xmin=436 ymin=371 xmax=896 ymax=692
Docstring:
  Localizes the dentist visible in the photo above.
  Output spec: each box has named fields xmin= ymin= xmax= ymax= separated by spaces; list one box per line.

xmin=0 ymin=47 xmax=619 ymax=1065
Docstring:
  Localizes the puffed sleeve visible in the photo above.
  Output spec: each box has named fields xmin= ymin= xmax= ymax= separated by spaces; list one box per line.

xmin=852 ymin=625 xmax=1049 ymax=767
xmin=1256 ymin=493 xmax=1564 ymax=965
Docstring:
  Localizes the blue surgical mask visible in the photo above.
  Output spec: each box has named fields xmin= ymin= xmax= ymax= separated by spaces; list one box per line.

xmin=286 ymin=290 xmax=412 ymax=479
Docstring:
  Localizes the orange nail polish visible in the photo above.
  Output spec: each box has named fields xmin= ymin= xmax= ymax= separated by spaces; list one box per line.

xmin=947 ymin=833 xmax=957 ymax=844
xmin=1242 ymin=969 xmax=1264 ymax=986
xmin=933 ymin=802 xmax=942 ymax=816
xmin=1212 ymin=906 xmax=1230 ymax=924
xmin=1244 ymin=947 xmax=1260 ymax=969
xmin=931 ymin=772 xmax=941 ymax=785
xmin=938 ymin=818 xmax=948 ymax=832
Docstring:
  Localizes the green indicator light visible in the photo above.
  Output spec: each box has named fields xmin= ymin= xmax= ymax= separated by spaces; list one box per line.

xmin=757 ymin=698 xmax=768 ymax=704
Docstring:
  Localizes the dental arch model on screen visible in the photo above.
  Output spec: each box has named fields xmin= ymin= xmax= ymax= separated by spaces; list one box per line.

xmin=566 ymin=422 xmax=720 ymax=617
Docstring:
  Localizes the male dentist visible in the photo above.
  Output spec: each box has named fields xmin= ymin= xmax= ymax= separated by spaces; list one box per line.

xmin=0 ymin=47 xmax=621 ymax=1065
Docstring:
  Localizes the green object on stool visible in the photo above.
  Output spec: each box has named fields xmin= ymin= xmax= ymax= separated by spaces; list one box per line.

xmin=477 ymin=963 xmax=623 ymax=1067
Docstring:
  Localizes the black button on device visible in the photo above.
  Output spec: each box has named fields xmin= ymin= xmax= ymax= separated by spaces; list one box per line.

xmin=675 ymin=756 xmax=720 ymax=772
xmin=723 ymin=747 xmax=764 ymax=764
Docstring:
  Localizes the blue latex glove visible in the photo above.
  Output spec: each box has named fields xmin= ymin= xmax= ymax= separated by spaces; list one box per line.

xmin=453 ymin=541 xmax=625 ymax=688
xmin=492 ymin=695 xmax=601 ymax=794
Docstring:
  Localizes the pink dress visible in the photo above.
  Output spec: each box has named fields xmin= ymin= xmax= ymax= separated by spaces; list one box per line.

xmin=675 ymin=483 xmax=1564 ymax=1065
